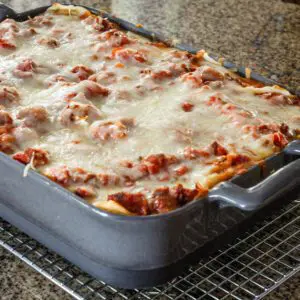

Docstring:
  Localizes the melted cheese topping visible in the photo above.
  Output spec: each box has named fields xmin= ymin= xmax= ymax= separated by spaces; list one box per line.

xmin=0 ymin=4 xmax=299 ymax=215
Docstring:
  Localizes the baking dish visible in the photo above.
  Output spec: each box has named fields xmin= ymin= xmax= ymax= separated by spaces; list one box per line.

xmin=0 ymin=3 xmax=299 ymax=289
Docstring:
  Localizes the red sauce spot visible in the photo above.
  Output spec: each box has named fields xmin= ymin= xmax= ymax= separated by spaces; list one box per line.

xmin=181 ymin=102 xmax=194 ymax=112
xmin=108 ymin=192 xmax=149 ymax=215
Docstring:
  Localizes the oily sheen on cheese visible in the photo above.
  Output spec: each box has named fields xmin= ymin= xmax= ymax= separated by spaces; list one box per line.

xmin=0 ymin=4 xmax=299 ymax=216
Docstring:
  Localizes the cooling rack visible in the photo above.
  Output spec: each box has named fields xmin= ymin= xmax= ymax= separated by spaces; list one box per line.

xmin=1 ymin=199 xmax=299 ymax=300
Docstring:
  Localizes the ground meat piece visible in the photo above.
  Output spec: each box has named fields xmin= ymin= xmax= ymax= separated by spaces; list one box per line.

xmin=210 ymin=141 xmax=228 ymax=156
xmin=230 ymin=154 xmax=251 ymax=166
xmin=0 ymin=129 xmax=15 ymax=154
xmin=60 ymin=101 xmax=101 ymax=126
xmin=150 ymin=183 xmax=206 ymax=213
xmin=119 ymin=154 xmax=178 ymax=183
xmin=90 ymin=120 xmax=127 ymax=141
xmin=14 ymin=58 xmax=36 ymax=75
xmin=97 ymin=29 xmax=131 ymax=47
xmin=13 ymin=59 xmax=37 ymax=78
xmin=201 ymin=66 xmax=224 ymax=82
xmin=75 ymin=186 xmax=96 ymax=199
xmin=89 ymin=118 xmax=134 ymax=142
xmin=0 ymin=86 xmax=19 ymax=106
xmin=108 ymin=192 xmax=149 ymax=215
xmin=170 ymin=64 xmax=194 ymax=76
xmin=150 ymin=69 xmax=172 ymax=80
xmin=18 ymin=27 xmax=37 ymax=37
xmin=0 ymin=19 xmax=19 ymax=33
xmin=206 ymin=95 xmax=223 ymax=106
xmin=175 ymin=165 xmax=189 ymax=176
xmin=17 ymin=106 xmax=49 ymax=128
xmin=150 ymin=187 xmax=178 ymax=214
xmin=0 ymin=110 xmax=13 ymax=125
xmin=170 ymin=50 xmax=195 ymax=61
xmin=38 ymin=37 xmax=60 ymax=48
xmin=172 ymin=184 xmax=200 ymax=206
xmin=45 ymin=166 xmax=99 ymax=188
xmin=210 ymin=154 xmax=249 ymax=175
xmin=184 ymin=147 xmax=210 ymax=160
xmin=97 ymin=173 xmax=120 ymax=186
xmin=292 ymin=96 xmax=300 ymax=106
xmin=145 ymin=50 xmax=195 ymax=81
xmin=279 ymin=123 xmax=290 ymax=136
xmin=14 ymin=59 xmax=54 ymax=78
xmin=70 ymin=168 xmax=97 ymax=184
xmin=113 ymin=48 xmax=147 ymax=64
xmin=93 ymin=18 xmax=113 ymax=32
xmin=273 ymin=132 xmax=288 ymax=148
xmin=259 ymin=92 xmax=297 ymax=106
xmin=0 ymin=38 xmax=16 ymax=49
xmin=71 ymin=65 xmax=94 ymax=81
xmin=12 ymin=147 xmax=49 ymax=167
xmin=181 ymin=66 xmax=224 ymax=87
xmin=82 ymin=80 xmax=110 ymax=98
xmin=257 ymin=124 xmax=280 ymax=134
xmin=0 ymin=20 xmax=18 ymax=49
xmin=45 ymin=75 xmax=69 ymax=86
xmin=89 ymin=71 xmax=116 ymax=85
xmin=83 ymin=16 xmax=114 ymax=32
xmin=244 ymin=123 xmax=281 ymax=136
xmin=244 ymin=123 xmax=290 ymax=146
xmin=141 ymin=153 xmax=179 ymax=175
xmin=25 ymin=15 xmax=53 ymax=27
xmin=116 ymin=161 xmax=149 ymax=183
xmin=44 ymin=166 xmax=71 ymax=186
xmin=181 ymin=72 xmax=201 ymax=87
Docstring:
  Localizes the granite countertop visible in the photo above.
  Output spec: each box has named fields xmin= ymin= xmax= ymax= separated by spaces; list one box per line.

xmin=0 ymin=0 xmax=299 ymax=299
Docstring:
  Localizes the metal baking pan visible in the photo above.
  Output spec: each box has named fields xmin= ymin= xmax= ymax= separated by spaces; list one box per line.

xmin=0 ymin=4 xmax=299 ymax=289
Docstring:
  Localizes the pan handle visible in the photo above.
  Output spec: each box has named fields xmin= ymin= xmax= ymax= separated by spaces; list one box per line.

xmin=0 ymin=4 xmax=50 ymax=22
xmin=0 ymin=4 xmax=17 ymax=21
xmin=284 ymin=139 xmax=300 ymax=156
xmin=208 ymin=140 xmax=300 ymax=211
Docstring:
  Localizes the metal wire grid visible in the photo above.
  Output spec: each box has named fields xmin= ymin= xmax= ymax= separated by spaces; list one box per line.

xmin=0 ymin=200 xmax=299 ymax=300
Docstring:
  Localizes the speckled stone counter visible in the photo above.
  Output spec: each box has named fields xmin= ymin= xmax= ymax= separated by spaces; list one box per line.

xmin=0 ymin=0 xmax=299 ymax=299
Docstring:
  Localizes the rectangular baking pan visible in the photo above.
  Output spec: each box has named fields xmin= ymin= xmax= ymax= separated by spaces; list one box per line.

xmin=0 ymin=4 xmax=299 ymax=289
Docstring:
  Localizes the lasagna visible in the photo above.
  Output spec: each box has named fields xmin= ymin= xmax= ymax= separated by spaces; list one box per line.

xmin=0 ymin=4 xmax=299 ymax=215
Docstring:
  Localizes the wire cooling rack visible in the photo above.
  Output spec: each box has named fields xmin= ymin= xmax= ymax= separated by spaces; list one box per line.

xmin=1 ymin=200 xmax=299 ymax=300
